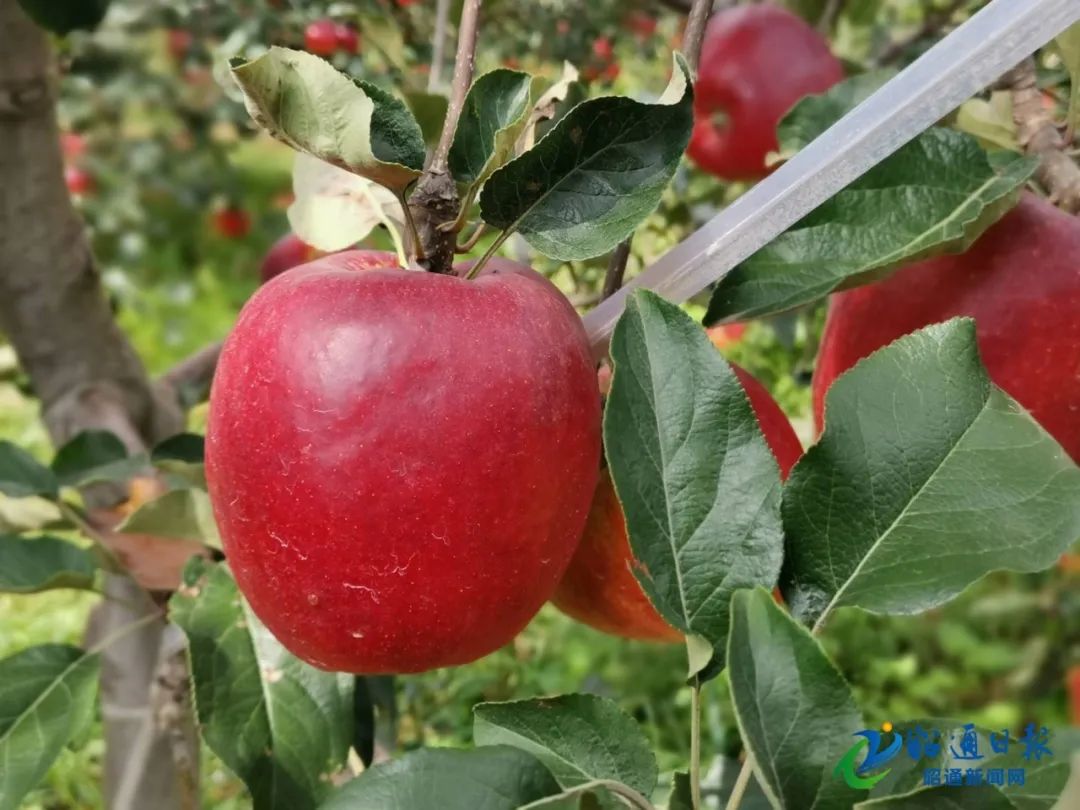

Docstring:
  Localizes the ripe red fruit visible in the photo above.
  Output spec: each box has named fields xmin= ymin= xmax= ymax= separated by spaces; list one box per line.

xmin=206 ymin=254 xmax=602 ymax=673
xmin=261 ymin=234 xmax=321 ymax=283
xmin=64 ymin=165 xmax=94 ymax=196
xmin=304 ymin=19 xmax=339 ymax=56
xmin=212 ymin=207 xmax=251 ymax=240
xmin=167 ymin=28 xmax=193 ymax=61
xmin=601 ymin=61 xmax=621 ymax=83
xmin=688 ymin=5 xmax=843 ymax=181
xmin=60 ymin=132 xmax=87 ymax=163
xmin=592 ymin=36 xmax=614 ymax=61
xmin=335 ymin=23 xmax=360 ymax=55
xmin=553 ymin=365 xmax=803 ymax=642
xmin=625 ymin=11 xmax=657 ymax=39
xmin=1068 ymin=665 xmax=1080 ymax=725
xmin=813 ymin=193 xmax=1080 ymax=462
xmin=708 ymin=323 xmax=747 ymax=350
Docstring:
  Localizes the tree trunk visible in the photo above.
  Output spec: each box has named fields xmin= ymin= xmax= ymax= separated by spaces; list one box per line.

xmin=0 ymin=2 xmax=197 ymax=807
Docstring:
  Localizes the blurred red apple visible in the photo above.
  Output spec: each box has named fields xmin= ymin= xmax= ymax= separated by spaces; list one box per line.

xmin=305 ymin=19 xmax=339 ymax=56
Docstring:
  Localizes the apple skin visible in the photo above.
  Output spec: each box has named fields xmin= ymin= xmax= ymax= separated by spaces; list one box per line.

xmin=305 ymin=20 xmax=339 ymax=56
xmin=552 ymin=365 xmax=803 ymax=642
xmin=206 ymin=253 xmax=602 ymax=673
xmin=813 ymin=193 xmax=1080 ymax=463
xmin=212 ymin=207 xmax=250 ymax=240
xmin=260 ymin=236 xmax=396 ymax=283
xmin=688 ymin=5 xmax=843 ymax=181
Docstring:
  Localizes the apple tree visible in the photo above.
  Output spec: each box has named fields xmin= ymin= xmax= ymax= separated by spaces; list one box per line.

xmin=2 ymin=0 xmax=1080 ymax=809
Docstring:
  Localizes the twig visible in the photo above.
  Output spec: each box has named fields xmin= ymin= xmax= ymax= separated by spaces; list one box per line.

xmin=724 ymin=758 xmax=754 ymax=810
xmin=874 ymin=0 xmax=968 ymax=66
xmin=817 ymin=0 xmax=844 ymax=34
xmin=428 ymin=0 xmax=452 ymax=92
xmin=430 ymin=0 xmax=482 ymax=174
xmin=160 ymin=341 xmax=222 ymax=402
xmin=682 ymin=0 xmax=714 ymax=72
xmin=690 ymin=678 xmax=704 ymax=810
xmin=455 ymin=221 xmax=487 ymax=253
xmin=1004 ymin=57 xmax=1080 ymax=214
xmin=601 ymin=239 xmax=633 ymax=301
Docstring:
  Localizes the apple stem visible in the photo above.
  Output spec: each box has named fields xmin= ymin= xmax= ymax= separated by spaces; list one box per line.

xmin=465 ymin=229 xmax=511 ymax=279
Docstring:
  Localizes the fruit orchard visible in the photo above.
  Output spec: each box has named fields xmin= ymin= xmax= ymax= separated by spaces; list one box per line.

xmin=1 ymin=1 xmax=1080 ymax=809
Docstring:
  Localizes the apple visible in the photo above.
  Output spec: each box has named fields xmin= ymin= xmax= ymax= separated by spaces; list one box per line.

xmin=59 ymin=132 xmax=87 ymax=163
xmin=552 ymin=365 xmax=803 ymax=642
xmin=260 ymin=234 xmax=321 ymax=283
xmin=206 ymin=254 xmax=602 ymax=673
xmin=814 ymin=193 xmax=1080 ymax=463
xmin=592 ymin=36 xmax=614 ymax=61
xmin=167 ymin=28 xmax=193 ymax=62
xmin=212 ymin=206 xmax=250 ymax=240
xmin=707 ymin=322 xmax=747 ymax=350
xmin=625 ymin=11 xmax=657 ymax=40
xmin=335 ymin=23 xmax=360 ymax=55
xmin=687 ymin=5 xmax=843 ymax=181
xmin=304 ymin=19 xmax=339 ymax=56
xmin=64 ymin=165 xmax=94 ymax=196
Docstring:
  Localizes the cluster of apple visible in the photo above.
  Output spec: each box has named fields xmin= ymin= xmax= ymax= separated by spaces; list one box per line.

xmin=207 ymin=5 xmax=1080 ymax=677
xmin=304 ymin=19 xmax=360 ymax=57
xmin=60 ymin=131 xmax=94 ymax=197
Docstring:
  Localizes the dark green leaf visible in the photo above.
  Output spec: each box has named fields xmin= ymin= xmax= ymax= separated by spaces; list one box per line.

xmin=706 ymin=86 xmax=1037 ymax=324
xmin=151 ymin=433 xmax=205 ymax=464
xmin=0 ymin=442 xmax=57 ymax=499
xmin=230 ymin=48 xmax=425 ymax=193
xmin=604 ymin=290 xmax=784 ymax=676
xmin=449 ymin=69 xmax=534 ymax=187
xmin=0 ymin=534 xmax=98 ymax=593
xmin=117 ymin=488 xmax=220 ymax=549
xmin=474 ymin=694 xmax=657 ymax=798
xmin=479 ymin=55 xmax=692 ymax=261
xmin=782 ymin=319 xmax=1080 ymax=630
xmin=170 ymin=558 xmax=353 ymax=810
xmin=0 ymin=644 xmax=100 ymax=810
xmin=51 ymin=430 xmax=145 ymax=489
xmin=15 ymin=0 xmax=110 ymax=34
xmin=403 ymin=92 xmax=449 ymax=146
xmin=727 ymin=588 xmax=865 ymax=810
xmin=319 ymin=746 xmax=562 ymax=810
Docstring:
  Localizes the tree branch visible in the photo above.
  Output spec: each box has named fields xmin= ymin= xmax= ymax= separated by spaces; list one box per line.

xmin=431 ymin=0 xmax=482 ymax=174
xmin=160 ymin=341 xmax=222 ymax=407
xmin=1004 ymin=57 xmax=1080 ymax=214
xmin=874 ymin=0 xmax=969 ymax=66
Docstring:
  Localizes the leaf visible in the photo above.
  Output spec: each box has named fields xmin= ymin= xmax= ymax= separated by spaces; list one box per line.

xmin=1057 ymin=23 xmax=1080 ymax=136
xmin=772 ymin=71 xmax=895 ymax=163
xmin=170 ymin=559 xmax=354 ymax=810
xmin=51 ymin=430 xmax=146 ymax=489
xmin=0 ymin=534 xmax=98 ymax=593
xmin=230 ymin=48 xmax=425 ymax=194
xmin=706 ymin=103 xmax=1038 ymax=324
xmin=0 ymin=442 xmax=57 ymax=500
xmin=15 ymin=0 xmax=110 ymax=34
xmin=287 ymin=153 xmax=406 ymax=253
xmin=0 ymin=644 xmax=100 ymax=810
xmin=479 ymin=54 xmax=693 ymax=261
xmin=782 ymin=319 xmax=1080 ymax=630
xmin=526 ymin=62 xmax=584 ymax=150
xmin=117 ymin=488 xmax=221 ymax=549
xmin=473 ymin=694 xmax=657 ymax=798
xmin=955 ymin=93 xmax=1019 ymax=152
xmin=0 ymin=495 xmax=62 ymax=534
xmin=449 ymin=69 xmax=535 ymax=188
xmin=727 ymin=588 xmax=866 ymax=810
xmin=604 ymin=290 xmax=784 ymax=676
xmin=404 ymin=91 xmax=450 ymax=146
xmin=152 ymin=433 xmax=205 ymax=464
xmin=319 ymin=746 xmax=562 ymax=810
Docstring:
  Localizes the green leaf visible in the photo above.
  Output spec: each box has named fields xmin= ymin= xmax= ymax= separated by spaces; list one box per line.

xmin=404 ymin=92 xmax=450 ymax=147
xmin=151 ymin=433 xmax=205 ymax=464
xmin=727 ymin=588 xmax=866 ymax=810
xmin=782 ymin=319 xmax=1080 ymax=630
xmin=604 ymin=290 xmax=784 ymax=676
xmin=0 ymin=442 xmax=57 ymax=500
xmin=0 ymin=534 xmax=98 ymax=593
xmin=449 ymin=69 xmax=534 ymax=188
xmin=955 ymin=93 xmax=1019 ymax=152
xmin=319 ymin=746 xmax=562 ymax=810
xmin=170 ymin=559 xmax=353 ymax=810
xmin=773 ymin=71 xmax=894 ymax=163
xmin=230 ymin=48 xmax=425 ymax=194
xmin=117 ymin=488 xmax=221 ymax=549
xmin=15 ymin=0 xmax=110 ymax=34
xmin=706 ymin=100 xmax=1037 ymax=323
xmin=473 ymin=694 xmax=657 ymax=798
xmin=1057 ymin=23 xmax=1080 ymax=137
xmin=51 ymin=430 xmax=146 ymax=489
xmin=0 ymin=644 xmax=100 ymax=810
xmin=479 ymin=54 xmax=693 ymax=261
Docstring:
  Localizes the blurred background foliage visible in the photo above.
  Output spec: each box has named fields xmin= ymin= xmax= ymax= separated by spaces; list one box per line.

xmin=2 ymin=0 xmax=1079 ymax=807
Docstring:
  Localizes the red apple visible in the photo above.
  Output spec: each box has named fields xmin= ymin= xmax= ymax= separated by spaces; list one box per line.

xmin=212 ymin=206 xmax=251 ymax=240
xmin=688 ymin=5 xmax=843 ymax=181
xmin=708 ymin=323 xmax=747 ymax=350
xmin=167 ymin=28 xmax=193 ymax=61
xmin=64 ymin=165 xmax=94 ymax=196
xmin=260 ymin=234 xmax=321 ymax=283
xmin=625 ymin=11 xmax=658 ymax=40
xmin=814 ymin=193 xmax=1080 ymax=463
xmin=60 ymin=132 xmax=87 ymax=163
xmin=552 ymin=365 xmax=803 ymax=642
xmin=592 ymin=36 xmax=614 ymax=61
xmin=305 ymin=19 xmax=339 ymax=56
xmin=335 ymin=23 xmax=360 ymax=55
xmin=206 ymin=254 xmax=602 ymax=673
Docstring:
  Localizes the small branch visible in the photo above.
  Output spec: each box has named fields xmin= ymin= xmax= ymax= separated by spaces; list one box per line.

xmin=682 ymin=0 xmax=714 ymax=72
xmin=601 ymin=240 xmax=633 ymax=302
xmin=874 ymin=0 xmax=968 ymax=66
xmin=455 ymin=221 xmax=487 ymax=253
xmin=160 ymin=341 xmax=222 ymax=405
xmin=1004 ymin=57 xmax=1080 ymax=214
xmin=817 ymin=0 xmax=844 ymax=34
xmin=428 ymin=0 xmax=452 ymax=92
xmin=430 ymin=0 xmax=482 ymax=174
xmin=724 ymin=758 xmax=754 ymax=810
xmin=690 ymin=678 xmax=704 ymax=810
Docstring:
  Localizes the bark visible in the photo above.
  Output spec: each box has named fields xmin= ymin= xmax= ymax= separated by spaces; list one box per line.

xmin=0 ymin=2 xmax=196 ymax=808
